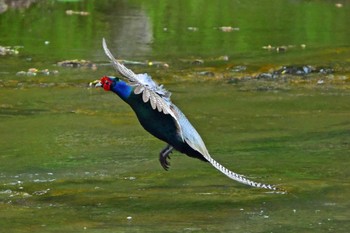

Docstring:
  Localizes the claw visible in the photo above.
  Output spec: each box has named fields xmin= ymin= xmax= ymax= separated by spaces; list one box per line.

xmin=159 ymin=144 xmax=173 ymax=171
xmin=160 ymin=157 xmax=170 ymax=170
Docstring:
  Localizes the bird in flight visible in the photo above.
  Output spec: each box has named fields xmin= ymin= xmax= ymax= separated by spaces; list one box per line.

xmin=91 ymin=38 xmax=280 ymax=191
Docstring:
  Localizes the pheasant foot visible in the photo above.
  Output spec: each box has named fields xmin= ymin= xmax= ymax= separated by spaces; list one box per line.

xmin=159 ymin=144 xmax=173 ymax=170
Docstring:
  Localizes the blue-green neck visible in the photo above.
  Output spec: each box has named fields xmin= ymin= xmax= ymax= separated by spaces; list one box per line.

xmin=111 ymin=79 xmax=133 ymax=100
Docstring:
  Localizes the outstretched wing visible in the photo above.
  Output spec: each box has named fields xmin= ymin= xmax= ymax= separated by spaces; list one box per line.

xmin=102 ymin=39 xmax=170 ymax=98
xmin=102 ymin=39 xmax=279 ymax=191
xmin=102 ymin=38 xmax=184 ymax=139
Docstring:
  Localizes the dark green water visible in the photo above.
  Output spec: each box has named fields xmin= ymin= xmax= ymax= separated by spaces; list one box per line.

xmin=1 ymin=0 xmax=350 ymax=232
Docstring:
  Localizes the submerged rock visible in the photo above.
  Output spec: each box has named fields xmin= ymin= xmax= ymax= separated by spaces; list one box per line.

xmin=57 ymin=59 xmax=97 ymax=69
xmin=187 ymin=26 xmax=198 ymax=32
xmin=274 ymin=65 xmax=333 ymax=76
xmin=231 ymin=65 xmax=247 ymax=72
xmin=0 ymin=45 xmax=21 ymax=55
xmin=218 ymin=26 xmax=239 ymax=32
xmin=227 ymin=63 xmax=346 ymax=90
xmin=16 ymin=68 xmax=59 ymax=76
xmin=197 ymin=71 xmax=215 ymax=77
xmin=262 ymin=44 xmax=305 ymax=52
xmin=66 ymin=10 xmax=89 ymax=16
xmin=191 ymin=59 xmax=204 ymax=65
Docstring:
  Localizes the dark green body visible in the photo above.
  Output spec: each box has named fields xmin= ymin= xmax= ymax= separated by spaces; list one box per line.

xmin=124 ymin=91 xmax=207 ymax=162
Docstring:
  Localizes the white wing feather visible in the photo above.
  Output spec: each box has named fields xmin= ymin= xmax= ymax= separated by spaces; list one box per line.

xmin=102 ymin=38 xmax=170 ymax=99
xmin=102 ymin=38 xmax=184 ymax=140
xmin=102 ymin=38 xmax=279 ymax=191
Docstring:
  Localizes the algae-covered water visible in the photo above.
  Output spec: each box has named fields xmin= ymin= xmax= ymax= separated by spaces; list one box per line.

xmin=1 ymin=0 xmax=350 ymax=232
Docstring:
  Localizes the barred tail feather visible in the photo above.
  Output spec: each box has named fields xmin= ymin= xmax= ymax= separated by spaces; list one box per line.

xmin=207 ymin=156 xmax=278 ymax=191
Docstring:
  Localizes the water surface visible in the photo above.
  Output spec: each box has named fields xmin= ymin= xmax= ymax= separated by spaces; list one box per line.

xmin=0 ymin=0 xmax=349 ymax=232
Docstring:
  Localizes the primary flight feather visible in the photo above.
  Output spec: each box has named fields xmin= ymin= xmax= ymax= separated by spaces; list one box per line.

xmin=92 ymin=38 xmax=279 ymax=191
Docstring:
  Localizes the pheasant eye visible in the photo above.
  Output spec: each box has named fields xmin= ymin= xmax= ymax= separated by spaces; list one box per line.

xmin=94 ymin=39 xmax=280 ymax=191
xmin=103 ymin=80 xmax=111 ymax=91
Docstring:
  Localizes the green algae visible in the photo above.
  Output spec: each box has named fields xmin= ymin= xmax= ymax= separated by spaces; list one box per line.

xmin=0 ymin=0 xmax=350 ymax=232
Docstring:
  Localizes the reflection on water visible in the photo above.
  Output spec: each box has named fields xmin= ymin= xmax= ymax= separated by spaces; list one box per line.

xmin=0 ymin=0 xmax=36 ymax=13
xmin=1 ymin=0 xmax=350 ymax=63
xmin=0 ymin=0 xmax=350 ymax=232
xmin=108 ymin=2 xmax=153 ymax=57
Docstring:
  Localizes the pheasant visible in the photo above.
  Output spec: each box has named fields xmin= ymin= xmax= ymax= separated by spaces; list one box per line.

xmin=91 ymin=38 xmax=279 ymax=191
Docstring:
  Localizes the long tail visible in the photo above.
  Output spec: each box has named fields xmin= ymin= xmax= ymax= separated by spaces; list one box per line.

xmin=207 ymin=156 xmax=280 ymax=191
xmin=177 ymin=105 xmax=282 ymax=191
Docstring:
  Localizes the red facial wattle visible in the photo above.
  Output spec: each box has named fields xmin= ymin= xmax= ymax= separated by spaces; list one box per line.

xmin=100 ymin=76 xmax=112 ymax=91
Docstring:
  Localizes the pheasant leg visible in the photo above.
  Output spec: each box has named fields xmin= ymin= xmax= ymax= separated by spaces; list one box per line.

xmin=159 ymin=144 xmax=173 ymax=170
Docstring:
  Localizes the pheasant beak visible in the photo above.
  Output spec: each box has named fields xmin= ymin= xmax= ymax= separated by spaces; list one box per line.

xmin=89 ymin=80 xmax=102 ymax=88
